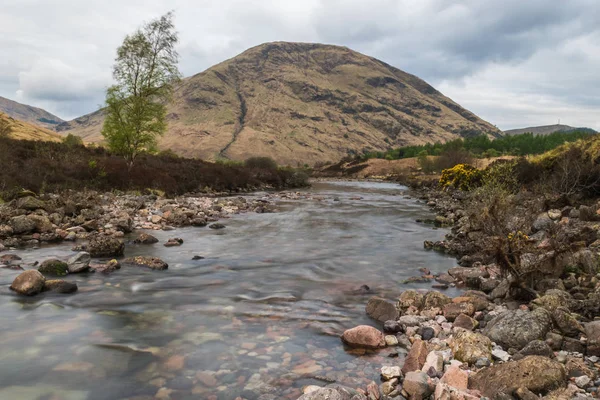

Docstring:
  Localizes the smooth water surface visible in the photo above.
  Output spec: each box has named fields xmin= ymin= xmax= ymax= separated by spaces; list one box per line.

xmin=0 ymin=181 xmax=456 ymax=400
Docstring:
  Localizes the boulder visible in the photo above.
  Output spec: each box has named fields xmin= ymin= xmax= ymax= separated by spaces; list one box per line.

xmin=27 ymin=215 xmax=53 ymax=233
xmin=402 ymin=339 xmax=428 ymax=374
xmin=297 ymin=384 xmax=367 ymax=400
xmin=16 ymin=196 xmax=46 ymax=210
xmin=380 ymin=366 xmax=402 ymax=381
xmin=423 ymin=291 xmax=451 ymax=309
xmin=366 ymin=296 xmax=399 ymax=322
xmin=164 ymin=238 xmax=184 ymax=247
xmin=443 ymin=302 xmax=475 ymax=321
xmin=87 ymin=236 xmax=125 ymax=257
xmin=447 ymin=267 xmax=489 ymax=286
xmin=191 ymin=218 xmax=207 ymax=227
xmin=209 ymin=223 xmax=226 ymax=230
xmin=9 ymin=215 xmax=36 ymax=234
xmin=122 ymin=256 xmax=168 ymax=271
xmin=585 ymin=321 xmax=600 ymax=356
xmin=43 ymin=279 xmax=78 ymax=294
xmin=10 ymin=270 xmax=45 ymax=296
xmin=398 ymin=290 xmax=424 ymax=311
xmin=403 ymin=371 xmax=433 ymax=400
xmin=90 ymin=259 xmax=121 ymax=274
xmin=483 ymin=308 xmax=552 ymax=350
xmin=341 ymin=325 xmax=385 ymax=349
xmin=451 ymin=330 xmax=492 ymax=365
xmin=113 ymin=213 xmax=133 ymax=233
xmin=383 ymin=320 xmax=403 ymax=334
xmin=532 ymin=213 xmax=554 ymax=232
xmin=440 ymin=365 xmax=468 ymax=390
xmin=469 ymin=356 xmax=566 ymax=397
xmin=38 ymin=259 xmax=69 ymax=276
xmin=518 ymin=340 xmax=554 ymax=358
xmin=133 ymin=233 xmax=159 ymax=244
xmin=531 ymin=290 xmax=574 ymax=312
xmin=453 ymin=314 xmax=478 ymax=331
xmin=421 ymin=351 xmax=444 ymax=375
xmin=67 ymin=252 xmax=91 ymax=273
xmin=552 ymin=307 xmax=584 ymax=337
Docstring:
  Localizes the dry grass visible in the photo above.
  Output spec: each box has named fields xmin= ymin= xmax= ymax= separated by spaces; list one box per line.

xmin=0 ymin=112 xmax=61 ymax=142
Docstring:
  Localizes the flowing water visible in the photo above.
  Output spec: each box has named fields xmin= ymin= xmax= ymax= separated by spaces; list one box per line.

xmin=0 ymin=180 xmax=456 ymax=400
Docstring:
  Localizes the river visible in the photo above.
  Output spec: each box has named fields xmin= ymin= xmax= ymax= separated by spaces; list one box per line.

xmin=0 ymin=180 xmax=456 ymax=400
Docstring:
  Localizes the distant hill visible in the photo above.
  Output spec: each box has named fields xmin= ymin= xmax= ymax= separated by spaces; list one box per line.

xmin=0 ymin=112 xmax=62 ymax=142
xmin=0 ymin=96 xmax=64 ymax=129
xmin=504 ymin=124 xmax=596 ymax=136
xmin=57 ymin=41 xmax=501 ymax=165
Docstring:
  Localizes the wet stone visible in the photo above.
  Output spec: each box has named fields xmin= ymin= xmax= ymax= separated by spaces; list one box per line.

xmin=122 ymin=256 xmax=168 ymax=270
xmin=43 ymin=280 xmax=78 ymax=294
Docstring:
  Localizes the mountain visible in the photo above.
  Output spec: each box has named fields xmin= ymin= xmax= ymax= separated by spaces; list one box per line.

xmin=0 ymin=112 xmax=62 ymax=142
xmin=504 ymin=124 xmax=596 ymax=136
xmin=0 ymin=96 xmax=64 ymax=129
xmin=57 ymin=42 xmax=501 ymax=165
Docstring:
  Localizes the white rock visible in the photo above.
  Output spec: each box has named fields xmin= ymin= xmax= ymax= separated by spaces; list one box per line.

xmin=574 ymin=375 xmax=591 ymax=388
xmin=491 ymin=348 xmax=510 ymax=362
xmin=380 ymin=366 xmax=402 ymax=381
xmin=385 ymin=335 xmax=399 ymax=346
xmin=302 ymin=385 xmax=321 ymax=394
xmin=422 ymin=351 xmax=444 ymax=374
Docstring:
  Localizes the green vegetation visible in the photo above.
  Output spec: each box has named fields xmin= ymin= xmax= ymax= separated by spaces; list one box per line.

xmin=102 ymin=12 xmax=181 ymax=171
xmin=62 ymin=133 xmax=84 ymax=147
xmin=364 ymin=130 xmax=595 ymax=161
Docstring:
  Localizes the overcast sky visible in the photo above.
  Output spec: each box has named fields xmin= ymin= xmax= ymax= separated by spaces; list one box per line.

xmin=2 ymin=0 xmax=599 ymax=130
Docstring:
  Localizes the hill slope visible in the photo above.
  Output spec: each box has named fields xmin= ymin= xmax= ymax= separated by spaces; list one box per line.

xmin=57 ymin=42 xmax=501 ymax=165
xmin=0 ymin=96 xmax=64 ymax=129
xmin=505 ymin=124 xmax=596 ymax=136
xmin=0 ymin=112 xmax=62 ymax=142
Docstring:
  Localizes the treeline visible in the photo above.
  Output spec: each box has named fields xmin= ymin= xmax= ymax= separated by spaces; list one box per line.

xmin=364 ymin=130 xmax=596 ymax=160
xmin=0 ymin=137 xmax=308 ymax=200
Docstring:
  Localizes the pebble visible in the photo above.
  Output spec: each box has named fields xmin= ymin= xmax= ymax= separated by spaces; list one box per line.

xmin=557 ymin=351 xmax=569 ymax=363
xmin=491 ymin=348 xmax=510 ymax=362
xmin=385 ymin=335 xmax=399 ymax=346
xmin=575 ymin=376 xmax=592 ymax=388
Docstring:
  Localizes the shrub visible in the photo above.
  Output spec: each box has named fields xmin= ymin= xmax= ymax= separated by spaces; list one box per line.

xmin=62 ymin=133 xmax=83 ymax=147
xmin=244 ymin=156 xmax=278 ymax=170
xmin=482 ymin=159 xmax=520 ymax=193
xmin=0 ymin=137 xmax=308 ymax=198
xmin=439 ymin=164 xmax=483 ymax=190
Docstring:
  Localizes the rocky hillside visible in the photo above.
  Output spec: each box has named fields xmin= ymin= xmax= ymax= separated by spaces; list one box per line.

xmin=505 ymin=124 xmax=596 ymax=136
xmin=57 ymin=42 xmax=501 ymax=165
xmin=0 ymin=112 xmax=61 ymax=142
xmin=0 ymin=96 xmax=64 ymax=129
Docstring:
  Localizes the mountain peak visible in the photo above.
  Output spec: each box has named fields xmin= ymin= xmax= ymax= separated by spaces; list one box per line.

xmin=57 ymin=42 xmax=500 ymax=164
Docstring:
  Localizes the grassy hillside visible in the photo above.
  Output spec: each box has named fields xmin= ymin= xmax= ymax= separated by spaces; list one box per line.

xmin=0 ymin=112 xmax=62 ymax=142
xmin=57 ymin=41 xmax=501 ymax=165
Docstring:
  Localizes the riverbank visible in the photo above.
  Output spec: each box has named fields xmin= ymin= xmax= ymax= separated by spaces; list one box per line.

xmin=300 ymin=180 xmax=600 ymax=399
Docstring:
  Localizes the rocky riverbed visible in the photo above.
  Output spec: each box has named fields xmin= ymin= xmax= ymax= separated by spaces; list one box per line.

xmin=300 ymin=187 xmax=600 ymax=399
xmin=0 ymin=181 xmax=462 ymax=400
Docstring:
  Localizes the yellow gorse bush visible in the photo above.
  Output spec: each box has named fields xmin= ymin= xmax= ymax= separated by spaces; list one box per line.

xmin=439 ymin=164 xmax=483 ymax=191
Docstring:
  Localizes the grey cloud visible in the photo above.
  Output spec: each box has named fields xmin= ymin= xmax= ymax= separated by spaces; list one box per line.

xmin=0 ymin=0 xmax=598 ymax=129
